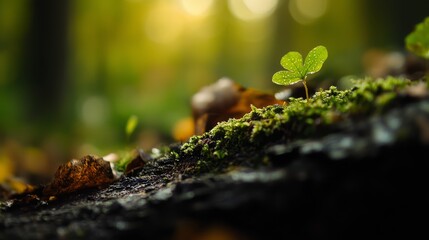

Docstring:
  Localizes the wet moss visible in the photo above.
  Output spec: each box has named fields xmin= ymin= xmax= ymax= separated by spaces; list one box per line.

xmin=176 ymin=77 xmax=424 ymax=172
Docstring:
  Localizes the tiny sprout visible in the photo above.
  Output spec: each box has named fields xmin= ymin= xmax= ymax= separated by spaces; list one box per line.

xmin=125 ymin=115 xmax=139 ymax=139
xmin=272 ymin=45 xmax=328 ymax=102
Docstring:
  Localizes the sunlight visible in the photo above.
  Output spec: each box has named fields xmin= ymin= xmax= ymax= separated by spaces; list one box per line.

xmin=179 ymin=0 xmax=214 ymax=17
xmin=228 ymin=0 xmax=278 ymax=21
xmin=144 ymin=2 xmax=185 ymax=44
xmin=289 ymin=0 xmax=329 ymax=25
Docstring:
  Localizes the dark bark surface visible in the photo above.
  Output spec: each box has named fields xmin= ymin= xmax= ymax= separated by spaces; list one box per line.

xmin=1 ymin=100 xmax=429 ymax=240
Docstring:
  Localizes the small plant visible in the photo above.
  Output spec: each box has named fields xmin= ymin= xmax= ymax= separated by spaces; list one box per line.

xmin=272 ymin=45 xmax=328 ymax=101
xmin=125 ymin=114 xmax=139 ymax=140
xmin=405 ymin=16 xmax=429 ymax=59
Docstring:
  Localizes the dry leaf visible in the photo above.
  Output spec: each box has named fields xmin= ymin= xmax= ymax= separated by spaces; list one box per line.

xmin=42 ymin=155 xmax=115 ymax=197
xmin=125 ymin=150 xmax=151 ymax=176
xmin=191 ymin=78 xmax=284 ymax=135
xmin=172 ymin=78 xmax=284 ymax=141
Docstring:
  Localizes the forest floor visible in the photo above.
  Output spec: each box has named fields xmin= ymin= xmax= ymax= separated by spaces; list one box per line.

xmin=1 ymin=77 xmax=429 ymax=239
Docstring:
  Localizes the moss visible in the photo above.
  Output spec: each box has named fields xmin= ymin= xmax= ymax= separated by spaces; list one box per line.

xmin=176 ymin=77 xmax=424 ymax=173
xmin=115 ymin=151 xmax=136 ymax=172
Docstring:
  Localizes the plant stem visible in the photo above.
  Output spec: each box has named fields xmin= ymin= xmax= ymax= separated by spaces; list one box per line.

xmin=302 ymin=78 xmax=309 ymax=102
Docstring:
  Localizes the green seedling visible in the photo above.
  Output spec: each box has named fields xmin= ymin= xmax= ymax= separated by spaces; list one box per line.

xmin=272 ymin=45 xmax=328 ymax=102
xmin=405 ymin=16 xmax=429 ymax=59
xmin=125 ymin=114 xmax=139 ymax=139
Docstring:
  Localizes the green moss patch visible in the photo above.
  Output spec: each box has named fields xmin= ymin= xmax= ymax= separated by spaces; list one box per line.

xmin=175 ymin=77 xmax=424 ymax=173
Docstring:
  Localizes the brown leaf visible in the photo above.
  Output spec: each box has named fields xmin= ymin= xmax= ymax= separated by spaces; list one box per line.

xmin=125 ymin=150 xmax=151 ymax=176
xmin=42 ymin=155 xmax=115 ymax=197
xmin=191 ymin=78 xmax=284 ymax=135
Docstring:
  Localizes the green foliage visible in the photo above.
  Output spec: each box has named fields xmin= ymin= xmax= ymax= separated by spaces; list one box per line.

xmin=406 ymin=16 xmax=429 ymax=59
xmin=273 ymin=45 xmax=328 ymax=85
xmin=125 ymin=115 xmax=139 ymax=139
xmin=272 ymin=45 xmax=328 ymax=101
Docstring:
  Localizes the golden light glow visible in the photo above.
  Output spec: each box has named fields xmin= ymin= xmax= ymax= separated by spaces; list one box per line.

xmin=289 ymin=0 xmax=329 ymax=25
xmin=180 ymin=0 xmax=214 ymax=17
xmin=144 ymin=2 xmax=185 ymax=44
xmin=228 ymin=0 xmax=278 ymax=21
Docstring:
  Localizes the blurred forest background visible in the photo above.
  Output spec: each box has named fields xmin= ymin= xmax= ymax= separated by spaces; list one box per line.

xmin=0 ymin=0 xmax=428 ymax=184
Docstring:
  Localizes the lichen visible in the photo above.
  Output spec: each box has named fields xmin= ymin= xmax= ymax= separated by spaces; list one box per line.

xmin=176 ymin=77 xmax=424 ymax=173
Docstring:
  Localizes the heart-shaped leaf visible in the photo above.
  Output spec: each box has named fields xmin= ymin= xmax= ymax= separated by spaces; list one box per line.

xmin=304 ymin=45 xmax=328 ymax=74
xmin=272 ymin=45 xmax=328 ymax=87
xmin=280 ymin=51 xmax=304 ymax=78
xmin=272 ymin=70 xmax=303 ymax=85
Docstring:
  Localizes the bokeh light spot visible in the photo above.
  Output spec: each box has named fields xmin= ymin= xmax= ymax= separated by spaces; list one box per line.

xmin=228 ymin=0 xmax=278 ymax=21
xmin=180 ymin=0 xmax=214 ymax=17
xmin=289 ymin=0 xmax=328 ymax=25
